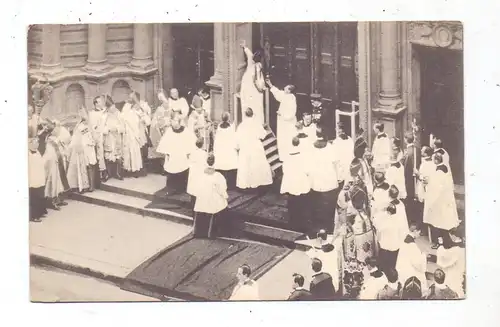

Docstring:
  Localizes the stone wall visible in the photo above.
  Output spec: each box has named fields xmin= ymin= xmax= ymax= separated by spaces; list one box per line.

xmin=27 ymin=24 xmax=159 ymax=128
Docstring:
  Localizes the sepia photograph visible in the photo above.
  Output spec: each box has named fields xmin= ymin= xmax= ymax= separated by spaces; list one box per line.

xmin=27 ymin=21 xmax=465 ymax=302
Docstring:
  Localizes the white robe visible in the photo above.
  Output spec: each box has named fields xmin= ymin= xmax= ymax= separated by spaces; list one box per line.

xmin=240 ymin=47 xmax=265 ymax=125
xmin=121 ymin=105 xmax=143 ymax=172
xmin=88 ymin=110 xmax=106 ymax=170
xmin=372 ymin=211 xmax=405 ymax=252
xmin=436 ymin=245 xmax=465 ymax=297
xmin=393 ymin=200 xmax=410 ymax=240
xmin=229 ymin=280 xmax=260 ymax=301
xmin=306 ymin=243 xmax=342 ymax=292
xmin=307 ymin=144 xmax=339 ymax=192
xmin=236 ymin=118 xmax=273 ymax=189
xmin=29 ymin=150 xmax=46 ymax=188
xmin=67 ymin=121 xmax=97 ymax=192
xmin=396 ymin=241 xmax=428 ymax=292
xmin=270 ymin=86 xmax=297 ymax=160
xmin=187 ymin=148 xmax=208 ymax=196
xmin=371 ymin=183 xmax=391 ymax=216
xmin=280 ymin=150 xmax=311 ymax=195
xmin=433 ymin=148 xmax=454 ymax=184
xmin=201 ymin=96 xmax=211 ymax=118
xmin=194 ymin=170 xmax=228 ymax=214
xmin=157 ymin=127 xmax=196 ymax=174
xmin=416 ymin=158 xmax=436 ymax=202
xmin=213 ymin=124 xmax=239 ymax=171
xmin=359 ymin=271 xmax=388 ymax=300
xmin=303 ymin=122 xmax=318 ymax=141
xmin=331 ymin=136 xmax=354 ymax=183
xmin=168 ymin=97 xmax=189 ymax=122
xmin=372 ymin=134 xmax=391 ymax=172
xmin=385 ymin=163 xmax=407 ymax=199
xmin=423 ymin=165 xmax=460 ymax=230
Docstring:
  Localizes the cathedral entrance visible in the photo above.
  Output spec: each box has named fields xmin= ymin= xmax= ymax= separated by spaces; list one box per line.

xmin=171 ymin=23 xmax=214 ymax=98
xmin=419 ymin=45 xmax=464 ymax=185
xmin=255 ymin=22 xmax=358 ymax=133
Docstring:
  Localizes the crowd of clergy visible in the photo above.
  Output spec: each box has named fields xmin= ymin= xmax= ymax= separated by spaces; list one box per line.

xmin=27 ymin=41 xmax=464 ymax=301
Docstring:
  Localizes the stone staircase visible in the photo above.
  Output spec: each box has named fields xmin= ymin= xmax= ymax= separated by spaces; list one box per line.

xmin=262 ymin=124 xmax=282 ymax=173
xmin=68 ymin=175 xmax=302 ymax=248
xmin=67 ymin=174 xmax=464 ymax=290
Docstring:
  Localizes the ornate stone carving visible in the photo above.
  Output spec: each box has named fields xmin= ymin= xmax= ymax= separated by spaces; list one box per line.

xmin=407 ymin=21 xmax=463 ymax=50
xmin=31 ymin=77 xmax=54 ymax=112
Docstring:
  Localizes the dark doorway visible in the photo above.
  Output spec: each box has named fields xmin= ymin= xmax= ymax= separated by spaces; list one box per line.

xmin=419 ymin=45 xmax=464 ymax=185
xmin=258 ymin=22 xmax=358 ymax=135
xmin=172 ymin=23 xmax=214 ymax=98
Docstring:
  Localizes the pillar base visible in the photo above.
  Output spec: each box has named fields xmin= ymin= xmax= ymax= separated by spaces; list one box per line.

xmin=377 ymin=96 xmax=405 ymax=110
xmin=129 ymin=57 xmax=155 ymax=71
xmin=372 ymin=105 xmax=407 ymax=140
xmin=39 ymin=64 xmax=64 ymax=76
xmin=84 ymin=60 xmax=112 ymax=73
xmin=206 ymin=74 xmax=224 ymax=121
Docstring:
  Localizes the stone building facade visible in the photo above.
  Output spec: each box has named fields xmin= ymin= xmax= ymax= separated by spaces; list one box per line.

xmin=27 ymin=21 xmax=464 ymax=183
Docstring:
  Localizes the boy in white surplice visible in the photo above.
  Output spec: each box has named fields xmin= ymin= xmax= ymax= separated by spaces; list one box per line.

xmin=193 ymin=154 xmax=228 ymax=239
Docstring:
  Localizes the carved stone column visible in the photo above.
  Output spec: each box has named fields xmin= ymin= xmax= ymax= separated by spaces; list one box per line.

xmin=206 ymin=23 xmax=226 ymax=120
xmin=85 ymin=24 xmax=110 ymax=72
xmin=129 ymin=23 xmax=154 ymax=70
xmin=41 ymin=24 xmax=63 ymax=74
xmin=378 ymin=22 xmax=403 ymax=109
xmin=206 ymin=23 xmax=253 ymax=122
xmin=372 ymin=22 xmax=406 ymax=140
xmin=356 ymin=22 xmax=373 ymax=144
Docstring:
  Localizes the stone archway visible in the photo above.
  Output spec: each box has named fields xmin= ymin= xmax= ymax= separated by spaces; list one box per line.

xmin=65 ymin=83 xmax=85 ymax=114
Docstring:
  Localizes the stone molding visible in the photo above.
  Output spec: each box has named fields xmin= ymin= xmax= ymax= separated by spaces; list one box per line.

xmin=407 ymin=21 xmax=463 ymax=50
xmin=28 ymin=65 xmax=158 ymax=85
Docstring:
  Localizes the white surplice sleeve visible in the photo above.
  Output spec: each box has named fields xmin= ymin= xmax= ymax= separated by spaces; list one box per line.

xmin=243 ymin=46 xmax=254 ymax=65
xmin=156 ymin=129 xmax=172 ymax=155
xmin=270 ymin=86 xmax=285 ymax=103
xmin=180 ymin=98 xmax=189 ymax=120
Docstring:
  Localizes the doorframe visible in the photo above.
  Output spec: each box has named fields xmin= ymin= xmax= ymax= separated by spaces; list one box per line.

xmin=409 ymin=42 xmax=464 ymax=186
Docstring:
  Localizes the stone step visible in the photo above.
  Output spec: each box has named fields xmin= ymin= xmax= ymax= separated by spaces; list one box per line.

xmin=262 ymin=137 xmax=275 ymax=148
xmin=69 ymin=189 xmax=302 ymax=248
xmin=265 ymin=144 xmax=279 ymax=156
xmin=69 ymin=190 xmax=193 ymax=226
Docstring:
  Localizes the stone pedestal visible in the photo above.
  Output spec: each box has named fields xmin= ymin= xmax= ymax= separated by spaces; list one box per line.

xmin=85 ymin=24 xmax=111 ymax=72
xmin=373 ymin=22 xmax=406 ymax=140
xmin=40 ymin=25 xmax=63 ymax=75
xmin=129 ymin=24 xmax=155 ymax=70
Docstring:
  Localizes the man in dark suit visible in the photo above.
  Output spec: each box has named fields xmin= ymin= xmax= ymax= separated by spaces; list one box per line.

xmin=309 ymin=258 xmax=336 ymax=300
xmin=288 ymin=273 xmax=312 ymax=301
xmin=402 ymin=131 xmax=422 ymax=228
xmin=310 ymin=93 xmax=335 ymax=141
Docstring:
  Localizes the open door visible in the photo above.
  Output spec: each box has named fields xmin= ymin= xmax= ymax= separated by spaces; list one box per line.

xmin=419 ymin=45 xmax=464 ymax=184
xmin=172 ymin=23 xmax=214 ymax=99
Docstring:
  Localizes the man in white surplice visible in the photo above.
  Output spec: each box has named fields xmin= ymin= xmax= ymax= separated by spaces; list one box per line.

xmin=423 ymin=152 xmax=460 ymax=249
xmin=167 ymin=88 xmax=190 ymax=124
xmin=266 ymin=78 xmax=297 ymax=161
xmin=157 ymin=117 xmax=196 ymax=194
xmin=236 ymin=108 xmax=273 ymax=190
xmin=371 ymin=122 xmax=391 ymax=173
